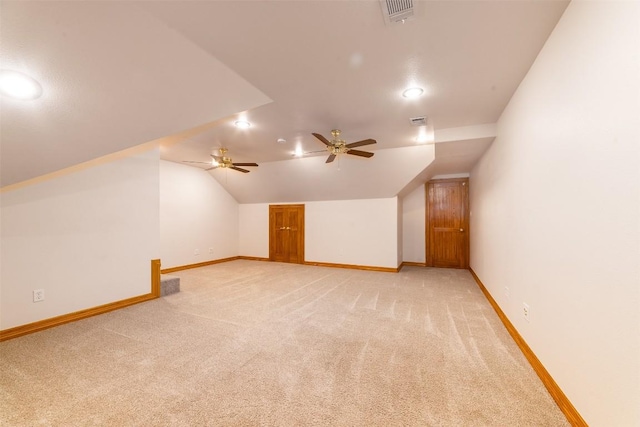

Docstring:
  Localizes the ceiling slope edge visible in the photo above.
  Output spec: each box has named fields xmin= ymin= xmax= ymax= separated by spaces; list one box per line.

xmin=0 ymin=1 xmax=272 ymax=187
xmin=211 ymin=145 xmax=436 ymax=204
xmin=397 ymin=124 xmax=497 ymax=198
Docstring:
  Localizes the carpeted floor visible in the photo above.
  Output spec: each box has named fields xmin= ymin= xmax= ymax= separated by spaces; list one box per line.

xmin=0 ymin=260 xmax=569 ymax=426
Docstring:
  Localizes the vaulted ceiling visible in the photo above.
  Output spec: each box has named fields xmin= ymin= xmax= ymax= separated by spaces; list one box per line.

xmin=1 ymin=1 xmax=569 ymax=202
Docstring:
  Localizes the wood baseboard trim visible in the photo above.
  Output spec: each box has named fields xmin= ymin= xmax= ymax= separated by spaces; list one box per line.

xmin=0 ymin=293 xmax=155 ymax=342
xmin=304 ymin=261 xmax=400 ymax=273
xmin=1 ymin=259 xmax=163 ymax=342
xmin=160 ymin=256 xmax=241 ymax=274
xmin=400 ymin=261 xmax=427 ymax=268
xmin=237 ymin=256 xmax=270 ymax=262
xmin=469 ymin=268 xmax=587 ymax=427
xmin=151 ymin=258 xmax=161 ymax=297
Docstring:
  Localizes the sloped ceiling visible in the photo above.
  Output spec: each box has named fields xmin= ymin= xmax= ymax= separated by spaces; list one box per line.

xmin=1 ymin=1 xmax=570 ymax=202
xmin=0 ymin=1 xmax=271 ymax=187
xmin=214 ymin=144 xmax=436 ymax=204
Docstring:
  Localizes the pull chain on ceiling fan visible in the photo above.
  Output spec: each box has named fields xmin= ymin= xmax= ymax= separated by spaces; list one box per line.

xmin=311 ymin=129 xmax=376 ymax=163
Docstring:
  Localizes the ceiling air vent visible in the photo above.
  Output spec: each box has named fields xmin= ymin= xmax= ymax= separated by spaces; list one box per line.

xmin=409 ymin=116 xmax=427 ymax=126
xmin=380 ymin=0 xmax=414 ymax=25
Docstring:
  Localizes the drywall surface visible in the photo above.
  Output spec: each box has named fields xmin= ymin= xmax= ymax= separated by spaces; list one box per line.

xmin=160 ymin=161 xmax=239 ymax=269
xmin=396 ymin=197 xmax=403 ymax=267
xmin=214 ymin=145 xmax=435 ymax=204
xmin=305 ymin=198 xmax=399 ymax=269
xmin=401 ymin=184 xmax=426 ymax=264
xmin=238 ymin=198 xmax=400 ymax=268
xmin=470 ymin=1 xmax=640 ymax=425
xmin=0 ymin=149 xmax=160 ymax=329
xmin=238 ymin=203 xmax=270 ymax=259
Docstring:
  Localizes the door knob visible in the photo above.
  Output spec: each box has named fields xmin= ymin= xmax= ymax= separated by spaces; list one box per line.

xmin=459 ymin=228 xmax=464 ymax=232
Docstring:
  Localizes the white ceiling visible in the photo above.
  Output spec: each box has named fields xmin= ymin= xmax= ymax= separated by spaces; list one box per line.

xmin=1 ymin=1 xmax=569 ymax=202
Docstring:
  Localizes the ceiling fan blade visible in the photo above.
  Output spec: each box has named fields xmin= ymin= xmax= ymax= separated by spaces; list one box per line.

xmin=346 ymin=138 xmax=376 ymax=148
xmin=326 ymin=154 xmax=336 ymax=163
xmin=232 ymin=162 xmax=259 ymax=167
xmin=230 ymin=166 xmax=250 ymax=173
xmin=305 ymin=150 xmax=328 ymax=154
xmin=205 ymin=166 xmax=219 ymax=171
xmin=210 ymin=154 xmax=223 ymax=161
xmin=346 ymin=149 xmax=374 ymax=158
xmin=182 ymin=161 xmax=211 ymax=164
xmin=312 ymin=133 xmax=332 ymax=146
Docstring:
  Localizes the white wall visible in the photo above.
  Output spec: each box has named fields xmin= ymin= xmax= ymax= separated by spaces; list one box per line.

xmin=160 ymin=161 xmax=239 ymax=269
xmin=1 ymin=149 xmax=160 ymax=329
xmin=238 ymin=203 xmax=269 ymax=258
xmin=306 ymin=198 xmax=399 ymax=268
xmin=470 ymin=2 xmax=640 ymax=425
xmin=396 ymin=197 xmax=402 ymax=267
xmin=238 ymin=198 xmax=400 ymax=268
xmin=401 ymin=184 xmax=425 ymax=264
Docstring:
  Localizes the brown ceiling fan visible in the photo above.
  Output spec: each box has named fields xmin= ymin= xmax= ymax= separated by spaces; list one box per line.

xmin=183 ymin=148 xmax=258 ymax=173
xmin=311 ymin=129 xmax=376 ymax=163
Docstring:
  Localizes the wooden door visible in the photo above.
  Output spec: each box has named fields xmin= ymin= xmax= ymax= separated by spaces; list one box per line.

xmin=426 ymin=178 xmax=469 ymax=268
xmin=269 ymin=204 xmax=305 ymax=264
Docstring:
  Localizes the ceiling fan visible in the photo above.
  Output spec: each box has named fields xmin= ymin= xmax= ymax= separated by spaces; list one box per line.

xmin=183 ymin=148 xmax=258 ymax=173
xmin=311 ymin=129 xmax=376 ymax=163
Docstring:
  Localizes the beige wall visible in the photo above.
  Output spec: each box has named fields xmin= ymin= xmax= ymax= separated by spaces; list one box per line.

xmin=401 ymin=184 xmax=426 ymax=264
xmin=239 ymin=198 xmax=400 ymax=268
xmin=160 ymin=160 xmax=239 ymax=269
xmin=469 ymin=1 xmax=640 ymax=425
xmin=0 ymin=149 xmax=160 ymax=329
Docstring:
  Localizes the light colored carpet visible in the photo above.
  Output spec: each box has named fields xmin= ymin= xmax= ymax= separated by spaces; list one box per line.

xmin=0 ymin=260 xmax=568 ymax=426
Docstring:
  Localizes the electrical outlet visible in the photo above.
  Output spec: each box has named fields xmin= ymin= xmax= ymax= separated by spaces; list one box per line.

xmin=33 ymin=289 xmax=45 ymax=302
xmin=194 ymin=249 xmax=200 ymax=256
xmin=523 ymin=303 xmax=530 ymax=322
xmin=209 ymin=247 xmax=214 ymax=255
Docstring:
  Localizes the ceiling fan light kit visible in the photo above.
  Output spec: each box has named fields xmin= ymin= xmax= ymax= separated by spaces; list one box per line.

xmin=183 ymin=147 xmax=258 ymax=173
xmin=311 ymin=129 xmax=376 ymax=163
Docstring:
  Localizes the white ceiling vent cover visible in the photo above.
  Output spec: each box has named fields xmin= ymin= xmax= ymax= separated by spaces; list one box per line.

xmin=410 ymin=116 xmax=427 ymax=126
xmin=380 ymin=0 xmax=414 ymax=25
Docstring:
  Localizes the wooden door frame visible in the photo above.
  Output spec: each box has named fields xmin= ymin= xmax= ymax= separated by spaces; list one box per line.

xmin=269 ymin=204 xmax=305 ymax=264
xmin=425 ymin=178 xmax=470 ymax=268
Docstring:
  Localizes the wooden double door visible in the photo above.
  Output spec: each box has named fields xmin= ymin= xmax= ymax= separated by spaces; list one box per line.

xmin=426 ymin=178 xmax=469 ymax=269
xmin=269 ymin=204 xmax=305 ymax=264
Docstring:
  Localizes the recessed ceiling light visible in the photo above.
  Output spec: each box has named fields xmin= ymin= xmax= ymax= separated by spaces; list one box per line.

xmin=277 ymin=138 xmax=287 ymax=144
xmin=402 ymin=87 xmax=424 ymax=99
xmin=0 ymin=70 xmax=43 ymax=100
xmin=234 ymin=120 xmax=251 ymax=129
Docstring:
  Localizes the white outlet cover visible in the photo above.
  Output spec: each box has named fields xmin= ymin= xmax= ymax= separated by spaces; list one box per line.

xmin=33 ymin=289 xmax=45 ymax=302
xmin=523 ymin=303 xmax=530 ymax=322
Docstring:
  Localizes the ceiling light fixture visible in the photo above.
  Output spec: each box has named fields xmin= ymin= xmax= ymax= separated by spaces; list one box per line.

xmin=0 ymin=70 xmax=43 ymax=100
xmin=234 ymin=120 xmax=251 ymax=129
xmin=293 ymin=146 xmax=304 ymax=157
xmin=402 ymin=87 xmax=423 ymax=99
xmin=415 ymin=134 xmax=429 ymax=143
